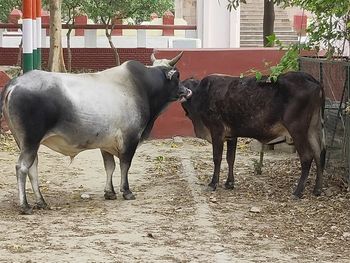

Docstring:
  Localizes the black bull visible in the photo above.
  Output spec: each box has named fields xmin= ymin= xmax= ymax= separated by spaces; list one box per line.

xmin=181 ymin=72 xmax=326 ymax=198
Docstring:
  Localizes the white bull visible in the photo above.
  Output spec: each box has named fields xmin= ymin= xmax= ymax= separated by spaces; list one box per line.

xmin=0 ymin=52 xmax=192 ymax=214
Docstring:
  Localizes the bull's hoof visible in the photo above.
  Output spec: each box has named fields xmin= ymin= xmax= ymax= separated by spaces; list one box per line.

xmin=20 ymin=205 xmax=33 ymax=215
xmin=122 ymin=192 xmax=135 ymax=200
xmin=224 ymin=181 xmax=234 ymax=190
xmin=313 ymin=188 xmax=322 ymax=196
xmin=292 ymin=192 xmax=303 ymax=200
xmin=206 ymin=183 xmax=217 ymax=192
xmin=34 ymin=201 xmax=49 ymax=210
xmin=104 ymin=191 xmax=117 ymax=200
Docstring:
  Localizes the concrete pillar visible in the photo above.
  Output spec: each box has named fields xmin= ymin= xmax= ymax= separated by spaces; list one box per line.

xmin=41 ymin=9 xmax=50 ymax=36
xmin=41 ymin=28 xmax=47 ymax=48
xmin=0 ymin=29 xmax=4 ymax=47
xmin=293 ymin=14 xmax=307 ymax=36
xmin=197 ymin=0 xmax=240 ymax=48
xmin=137 ymin=29 xmax=146 ymax=47
xmin=8 ymin=9 xmax=22 ymax=32
xmin=75 ymin=15 xmax=87 ymax=36
xmin=84 ymin=29 xmax=96 ymax=48
xmin=174 ymin=0 xmax=184 ymax=18
xmin=111 ymin=18 xmax=122 ymax=36
xmin=229 ymin=6 xmax=240 ymax=48
xmin=163 ymin=11 xmax=174 ymax=36
xmin=150 ymin=13 xmax=158 ymax=20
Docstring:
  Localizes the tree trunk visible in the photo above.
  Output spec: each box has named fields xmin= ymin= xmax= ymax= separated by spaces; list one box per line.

xmin=105 ymin=25 xmax=120 ymax=66
xmin=48 ymin=0 xmax=66 ymax=72
xmin=66 ymin=25 xmax=73 ymax=72
xmin=263 ymin=0 xmax=275 ymax=47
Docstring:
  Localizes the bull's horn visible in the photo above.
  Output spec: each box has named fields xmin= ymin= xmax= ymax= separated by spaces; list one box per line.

xmin=168 ymin=51 xmax=184 ymax=67
xmin=151 ymin=53 xmax=157 ymax=63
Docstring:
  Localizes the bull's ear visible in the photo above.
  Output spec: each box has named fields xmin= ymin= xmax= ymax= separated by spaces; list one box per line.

xmin=166 ymin=69 xmax=179 ymax=80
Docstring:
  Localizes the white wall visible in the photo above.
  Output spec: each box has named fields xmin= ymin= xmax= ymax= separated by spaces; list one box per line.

xmin=197 ymin=0 xmax=240 ymax=48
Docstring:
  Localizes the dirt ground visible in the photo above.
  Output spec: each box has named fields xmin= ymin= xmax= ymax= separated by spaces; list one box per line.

xmin=0 ymin=134 xmax=349 ymax=263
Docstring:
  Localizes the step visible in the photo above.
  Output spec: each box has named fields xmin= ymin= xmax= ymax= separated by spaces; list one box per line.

xmin=240 ymin=15 xmax=293 ymax=20
xmin=240 ymin=34 xmax=298 ymax=40
xmin=240 ymin=38 xmax=298 ymax=44
xmin=240 ymin=30 xmax=298 ymax=35
xmin=240 ymin=26 xmax=294 ymax=31
xmin=240 ymin=22 xmax=293 ymax=27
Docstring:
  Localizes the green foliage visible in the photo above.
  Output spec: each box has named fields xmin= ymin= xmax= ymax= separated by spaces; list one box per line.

xmin=225 ymin=0 xmax=246 ymax=11
xmin=240 ymin=34 xmax=309 ymax=82
xmin=131 ymin=0 xmax=174 ymax=24
xmin=267 ymin=33 xmax=309 ymax=82
xmin=62 ymin=0 xmax=84 ymax=23
xmin=83 ymin=0 xmax=173 ymax=25
xmin=0 ymin=0 xmax=21 ymax=23
xmin=290 ymin=0 xmax=350 ymax=58
xmin=231 ymin=0 xmax=349 ymax=81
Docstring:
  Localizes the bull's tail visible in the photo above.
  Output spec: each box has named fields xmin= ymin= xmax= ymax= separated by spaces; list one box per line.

xmin=0 ymin=80 xmax=15 ymax=133
xmin=0 ymin=88 xmax=4 ymax=132
xmin=320 ymin=84 xmax=326 ymax=171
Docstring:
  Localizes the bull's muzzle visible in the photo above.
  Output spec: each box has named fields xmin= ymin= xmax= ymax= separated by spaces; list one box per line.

xmin=179 ymin=88 xmax=192 ymax=102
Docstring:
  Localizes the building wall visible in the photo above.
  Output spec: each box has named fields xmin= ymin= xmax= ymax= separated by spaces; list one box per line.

xmin=0 ymin=48 xmax=287 ymax=138
xmin=175 ymin=0 xmax=197 ymax=25
xmin=196 ymin=0 xmax=240 ymax=48
xmin=0 ymin=48 xmax=153 ymax=70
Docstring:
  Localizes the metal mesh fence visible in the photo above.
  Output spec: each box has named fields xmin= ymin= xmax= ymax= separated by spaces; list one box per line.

xmin=299 ymin=57 xmax=350 ymax=183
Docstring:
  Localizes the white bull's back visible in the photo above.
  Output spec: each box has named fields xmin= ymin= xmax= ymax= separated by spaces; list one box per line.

xmin=12 ymin=66 xmax=146 ymax=157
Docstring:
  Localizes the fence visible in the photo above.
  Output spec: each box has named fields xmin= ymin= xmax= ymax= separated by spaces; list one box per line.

xmin=299 ymin=57 xmax=350 ymax=183
xmin=0 ymin=23 xmax=198 ymax=49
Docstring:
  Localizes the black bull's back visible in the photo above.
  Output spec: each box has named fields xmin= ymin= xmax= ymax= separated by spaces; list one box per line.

xmin=181 ymin=71 xmax=325 ymax=198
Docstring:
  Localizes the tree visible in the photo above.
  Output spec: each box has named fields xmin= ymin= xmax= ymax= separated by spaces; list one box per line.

xmin=288 ymin=0 xmax=350 ymax=57
xmin=0 ymin=0 xmax=21 ymax=22
xmin=43 ymin=0 xmax=83 ymax=72
xmin=61 ymin=0 xmax=83 ymax=72
xmin=83 ymin=0 xmax=173 ymax=66
xmin=226 ymin=0 xmax=278 ymax=47
xmin=48 ymin=0 xmax=66 ymax=72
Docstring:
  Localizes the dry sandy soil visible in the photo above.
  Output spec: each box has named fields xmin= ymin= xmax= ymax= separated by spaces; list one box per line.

xmin=0 ymin=134 xmax=349 ymax=263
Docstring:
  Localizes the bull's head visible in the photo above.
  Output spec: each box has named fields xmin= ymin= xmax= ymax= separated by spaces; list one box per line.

xmin=151 ymin=52 xmax=192 ymax=102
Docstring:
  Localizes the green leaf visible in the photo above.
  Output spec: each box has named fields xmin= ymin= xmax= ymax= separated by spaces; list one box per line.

xmin=255 ymin=71 xmax=262 ymax=81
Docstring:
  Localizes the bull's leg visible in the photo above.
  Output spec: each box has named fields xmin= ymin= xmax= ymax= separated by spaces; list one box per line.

xmin=119 ymin=142 xmax=138 ymax=200
xmin=28 ymin=155 xmax=48 ymax=209
xmin=289 ymin=133 xmax=314 ymax=198
xmin=101 ymin=150 xmax=117 ymax=200
xmin=208 ymin=133 xmax=224 ymax=191
xmin=225 ymin=138 xmax=237 ymax=189
xmin=16 ymin=148 xmax=38 ymax=214
xmin=308 ymin=122 xmax=326 ymax=196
